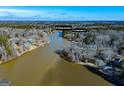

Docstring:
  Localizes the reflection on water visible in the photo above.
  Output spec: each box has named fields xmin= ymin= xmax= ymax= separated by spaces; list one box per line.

xmin=49 ymin=32 xmax=65 ymax=49
xmin=41 ymin=59 xmax=112 ymax=85
xmin=0 ymin=32 xmax=112 ymax=85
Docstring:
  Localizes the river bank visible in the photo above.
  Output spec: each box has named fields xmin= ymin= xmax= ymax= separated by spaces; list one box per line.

xmin=0 ymin=41 xmax=49 ymax=64
xmin=0 ymin=27 xmax=50 ymax=64
xmin=56 ymin=29 xmax=124 ymax=85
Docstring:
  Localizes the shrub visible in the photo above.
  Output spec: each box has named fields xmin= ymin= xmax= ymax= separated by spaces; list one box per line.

xmin=0 ymin=35 xmax=13 ymax=56
xmin=83 ymin=33 xmax=96 ymax=44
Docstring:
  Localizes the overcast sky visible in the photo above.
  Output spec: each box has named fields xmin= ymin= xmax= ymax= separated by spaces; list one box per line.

xmin=0 ymin=6 xmax=124 ymax=21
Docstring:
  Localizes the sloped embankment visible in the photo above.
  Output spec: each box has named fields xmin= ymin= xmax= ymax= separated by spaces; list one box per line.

xmin=0 ymin=28 xmax=49 ymax=64
xmin=56 ymin=30 xmax=124 ymax=85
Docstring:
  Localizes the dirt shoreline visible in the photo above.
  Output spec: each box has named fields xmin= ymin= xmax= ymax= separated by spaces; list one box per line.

xmin=58 ymin=53 xmax=98 ymax=68
xmin=0 ymin=41 xmax=49 ymax=65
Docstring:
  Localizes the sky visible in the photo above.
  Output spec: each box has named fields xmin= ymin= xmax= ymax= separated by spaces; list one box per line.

xmin=0 ymin=6 xmax=124 ymax=21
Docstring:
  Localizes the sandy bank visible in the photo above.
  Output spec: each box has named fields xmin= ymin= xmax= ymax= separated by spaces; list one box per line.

xmin=0 ymin=41 xmax=50 ymax=64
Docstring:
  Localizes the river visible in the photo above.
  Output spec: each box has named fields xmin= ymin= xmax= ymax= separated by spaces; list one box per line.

xmin=0 ymin=32 xmax=112 ymax=85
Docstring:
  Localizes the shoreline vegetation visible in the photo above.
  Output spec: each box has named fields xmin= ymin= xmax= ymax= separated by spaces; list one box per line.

xmin=55 ymin=22 xmax=124 ymax=85
xmin=0 ymin=40 xmax=49 ymax=64
xmin=0 ymin=23 xmax=50 ymax=64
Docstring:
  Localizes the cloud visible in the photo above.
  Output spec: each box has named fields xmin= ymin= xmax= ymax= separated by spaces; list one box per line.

xmin=0 ymin=9 xmax=42 ymax=17
xmin=0 ymin=8 xmax=85 ymax=21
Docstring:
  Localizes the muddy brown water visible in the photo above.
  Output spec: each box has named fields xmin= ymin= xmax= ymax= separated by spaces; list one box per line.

xmin=0 ymin=32 xmax=112 ymax=85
